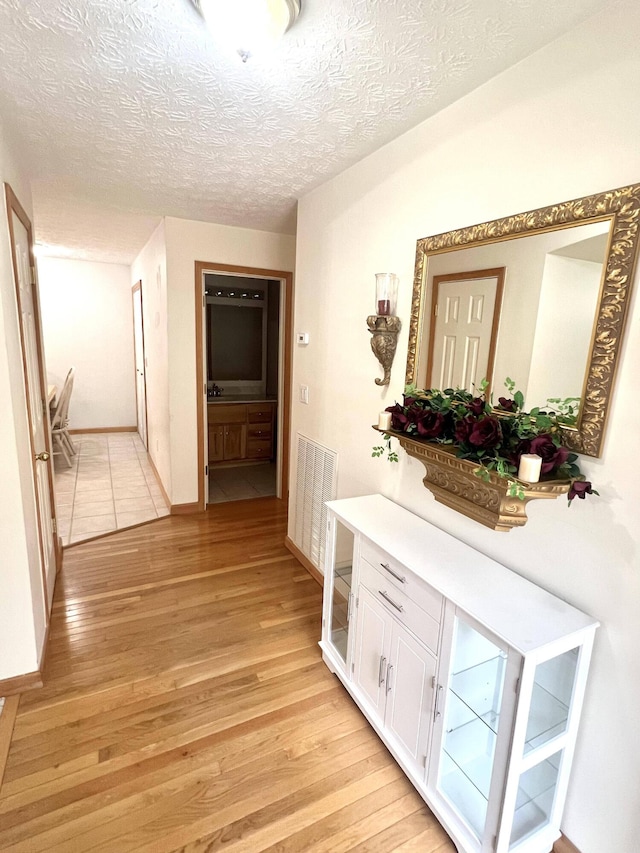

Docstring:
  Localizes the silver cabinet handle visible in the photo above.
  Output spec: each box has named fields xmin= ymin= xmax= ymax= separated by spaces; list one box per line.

xmin=380 ymin=562 xmax=406 ymax=584
xmin=378 ymin=589 xmax=404 ymax=613
xmin=433 ymin=683 xmax=443 ymax=721
xmin=386 ymin=664 xmax=393 ymax=694
xmin=378 ymin=655 xmax=387 ymax=686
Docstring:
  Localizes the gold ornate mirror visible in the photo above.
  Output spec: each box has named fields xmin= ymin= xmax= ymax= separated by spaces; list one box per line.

xmin=406 ymin=183 xmax=640 ymax=457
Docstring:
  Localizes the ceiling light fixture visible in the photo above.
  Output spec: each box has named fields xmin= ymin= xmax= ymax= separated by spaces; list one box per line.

xmin=192 ymin=0 xmax=301 ymax=62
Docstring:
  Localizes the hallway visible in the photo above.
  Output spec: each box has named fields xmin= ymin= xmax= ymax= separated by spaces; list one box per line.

xmin=0 ymin=500 xmax=452 ymax=853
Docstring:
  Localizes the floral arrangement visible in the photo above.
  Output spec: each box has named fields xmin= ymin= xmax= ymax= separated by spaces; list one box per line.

xmin=372 ymin=379 xmax=597 ymax=504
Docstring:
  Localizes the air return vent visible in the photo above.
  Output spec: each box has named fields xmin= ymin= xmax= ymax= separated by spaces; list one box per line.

xmin=294 ymin=434 xmax=337 ymax=573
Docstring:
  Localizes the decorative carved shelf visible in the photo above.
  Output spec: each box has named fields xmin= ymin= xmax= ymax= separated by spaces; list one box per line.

xmin=376 ymin=428 xmax=571 ymax=531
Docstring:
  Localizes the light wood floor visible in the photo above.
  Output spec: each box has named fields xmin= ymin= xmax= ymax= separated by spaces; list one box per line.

xmin=0 ymin=498 xmax=455 ymax=853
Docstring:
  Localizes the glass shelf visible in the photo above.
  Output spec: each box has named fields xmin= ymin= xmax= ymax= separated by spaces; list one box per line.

xmin=451 ymin=655 xmax=506 ymax=735
xmin=523 ymin=648 xmax=578 ymax=754
xmin=510 ymin=753 xmax=561 ymax=847
xmin=524 ymin=682 xmax=569 ymax=752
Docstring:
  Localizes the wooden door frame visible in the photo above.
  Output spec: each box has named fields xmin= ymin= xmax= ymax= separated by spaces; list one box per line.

xmin=425 ymin=266 xmax=505 ymax=397
xmin=5 ymin=183 xmax=61 ymax=596
xmin=131 ymin=281 xmax=149 ymax=449
xmin=195 ymin=261 xmax=293 ymax=512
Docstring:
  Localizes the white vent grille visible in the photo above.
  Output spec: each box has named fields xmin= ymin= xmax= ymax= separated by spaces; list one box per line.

xmin=294 ymin=434 xmax=337 ymax=573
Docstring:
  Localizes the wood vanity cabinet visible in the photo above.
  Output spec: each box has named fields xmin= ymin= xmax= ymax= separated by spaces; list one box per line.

xmin=320 ymin=495 xmax=598 ymax=853
xmin=207 ymin=402 xmax=275 ymax=465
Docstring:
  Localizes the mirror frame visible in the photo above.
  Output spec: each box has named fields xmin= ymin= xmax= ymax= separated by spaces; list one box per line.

xmin=406 ymin=183 xmax=640 ymax=457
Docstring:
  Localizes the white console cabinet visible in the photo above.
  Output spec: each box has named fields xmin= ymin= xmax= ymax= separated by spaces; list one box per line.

xmin=320 ymin=495 xmax=598 ymax=853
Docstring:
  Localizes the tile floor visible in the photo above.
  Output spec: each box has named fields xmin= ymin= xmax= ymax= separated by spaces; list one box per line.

xmin=54 ymin=432 xmax=170 ymax=546
xmin=208 ymin=462 xmax=277 ymax=503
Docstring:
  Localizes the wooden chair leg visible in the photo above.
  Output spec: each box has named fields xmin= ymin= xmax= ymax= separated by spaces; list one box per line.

xmin=54 ymin=432 xmax=72 ymax=467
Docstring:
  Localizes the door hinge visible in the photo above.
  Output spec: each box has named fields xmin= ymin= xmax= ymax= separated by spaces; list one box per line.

xmin=205 ymin=465 xmax=208 ymax=476
xmin=52 ymin=517 xmax=57 ymax=534
xmin=42 ymin=398 xmax=47 ymax=415
xmin=434 ymin=304 xmax=439 ymax=316
xmin=322 ymin=618 xmax=325 ymax=628
xmin=351 ymin=661 xmax=355 ymax=673
xmin=514 ymin=677 xmax=520 ymax=693
xmin=492 ymin=834 xmax=498 ymax=852
xmin=355 ymin=596 xmax=359 ymax=608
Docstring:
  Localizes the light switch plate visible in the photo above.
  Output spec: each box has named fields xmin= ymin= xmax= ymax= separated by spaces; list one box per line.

xmin=297 ymin=332 xmax=309 ymax=345
xmin=300 ymin=384 xmax=309 ymax=404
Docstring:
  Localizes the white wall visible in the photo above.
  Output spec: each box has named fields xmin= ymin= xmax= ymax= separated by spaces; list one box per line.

xmin=163 ymin=217 xmax=295 ymax=504
xmin=38 ymin=257 xmax=136 ymax=430
xmin=131 ymin=221 xmax=170 ymax=495
xmin=289 ymin=4 xmax=640 ymax=851
xmin=0 ymin=118 xmax=47 ymax=680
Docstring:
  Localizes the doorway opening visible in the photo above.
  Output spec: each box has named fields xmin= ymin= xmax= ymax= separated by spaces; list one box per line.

xmin=195 ymin=262 xmax=293 ymax=510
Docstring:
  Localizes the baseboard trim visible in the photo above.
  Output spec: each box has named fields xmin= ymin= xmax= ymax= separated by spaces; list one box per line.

xmin=68 ymin=426 xmax=137 ymax=434
xmin=0 ymin=669 xmax=43 ymax=697
xmin=147 ymin=453 xmax=171 ymax=509
xmin=554 ymin=834 xmax=581 ymax=853
xmin=0 ymin=694 xmax=20 ymax=790
xmin=284 ymin=536 xmax=323 ymax=587
xmin=170 ymin=502 xmax=202 ymax=516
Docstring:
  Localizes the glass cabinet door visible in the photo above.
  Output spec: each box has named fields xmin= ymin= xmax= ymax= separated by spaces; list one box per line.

xmin=326 ymin=518 xmax=355 ymax=668
xmin=437 ymin=616 xmax=508 ymax=840
xmin=508 ymin=647 xmax=579 ymax=848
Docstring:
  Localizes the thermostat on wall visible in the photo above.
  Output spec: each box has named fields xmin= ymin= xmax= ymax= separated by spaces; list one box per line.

xmin=296 ymin=332 xmax=309 ymax=345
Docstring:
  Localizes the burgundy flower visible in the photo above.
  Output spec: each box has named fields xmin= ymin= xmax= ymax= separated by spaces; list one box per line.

xmin=568 ymin=480 xmax=596 ymax=502
xmin=498 ymin=397 xmax=517 ymax=412
xmin=528 ymin=434 xmax=569 ymax=475
xmin=385 ymin=403 xmax=412 ymax=432
xmin=468 ymin=415 xmax=502 ymax=450
xmin=455 ymin=415 xmax=475 ymax=445
xmin=468 ymin=396 xmax=486 ymax=416
xmin=414 ymin=409 xmax=445 ymax=440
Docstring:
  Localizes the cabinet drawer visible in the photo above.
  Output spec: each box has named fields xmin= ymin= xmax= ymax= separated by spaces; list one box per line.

xmin=358 ymin=559 xmax=440 ymax=655
xmin=208 ymin=404 xmax=247 ymax=425
xmin=360 ymin=539 xmax=443 ymax=624
xmin=247 ymin=403 xmax=274 ymax=423
xmin=248 ymin=424 xmax=272 ymax=439
xmin=247 ymin=439 xmax=272 ymax=458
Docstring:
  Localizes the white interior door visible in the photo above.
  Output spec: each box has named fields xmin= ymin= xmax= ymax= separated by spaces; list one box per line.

xmin=9 ymin=199 xmax=57 ymax=609
xmin=430 ymin=273 xmax=501 ymax=393
xmin=132 ymin=284 xmax=147 ymax=448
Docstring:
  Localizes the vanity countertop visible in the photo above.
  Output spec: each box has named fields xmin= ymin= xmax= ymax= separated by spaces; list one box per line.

xmin=207 ymin=396 xmax=276 ymax=405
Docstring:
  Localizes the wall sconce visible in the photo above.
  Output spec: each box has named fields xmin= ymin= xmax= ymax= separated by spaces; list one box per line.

xmin=367 ymin=273 xmax=401 ymax=386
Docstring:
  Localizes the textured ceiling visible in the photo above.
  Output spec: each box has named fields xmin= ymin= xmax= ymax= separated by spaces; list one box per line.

xmin=0 ymin=0 xmax=610 ymax=264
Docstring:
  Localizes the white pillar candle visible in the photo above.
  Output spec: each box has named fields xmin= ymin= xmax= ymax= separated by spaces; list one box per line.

xmin=378 ymin=411 xmax=392 ymax=430
xmin=518 ymin=453 xmax=542 ymax=483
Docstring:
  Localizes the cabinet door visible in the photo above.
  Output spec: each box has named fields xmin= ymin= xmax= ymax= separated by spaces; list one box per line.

xmin=430 ymin=610 xmax=512 ymax=847
xmin=353 ymin=586 xmax=392 ymax=722
xmin=224 ymin=424 xmax=246 ymax=460
xmin=208 ymin=426 xmax=224 ymax=463
xmin=385 ymin=623 xmax=436 ymax=778
xmin=322 ymin=515 xmax=356 ymax=674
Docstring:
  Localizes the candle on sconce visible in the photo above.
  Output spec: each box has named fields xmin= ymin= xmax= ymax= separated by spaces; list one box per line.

xmin=378 ymin=411 xmax=392 ymax=430
xmin=375 ymin=273 xmax=399 ymax=316
xmin=518 ymin=453 xmax=542 ymax=483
